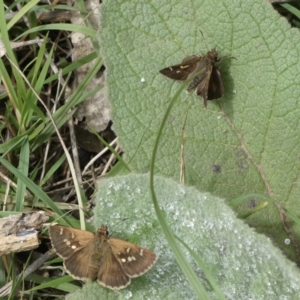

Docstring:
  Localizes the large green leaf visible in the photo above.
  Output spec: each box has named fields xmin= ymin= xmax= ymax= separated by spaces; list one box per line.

xmin=99 ymin=0 xmax=300 ymax=260
xmin=67 ymin=174 xmax=300 ymax=299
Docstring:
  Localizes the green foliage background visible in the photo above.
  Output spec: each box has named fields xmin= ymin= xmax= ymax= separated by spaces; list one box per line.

xmin=99 ymin=0 xmax=300 ymax=262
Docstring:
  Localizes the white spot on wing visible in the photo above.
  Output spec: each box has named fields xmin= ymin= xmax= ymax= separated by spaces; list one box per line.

xmin=63 ymin=239 xmax=71 ymax=246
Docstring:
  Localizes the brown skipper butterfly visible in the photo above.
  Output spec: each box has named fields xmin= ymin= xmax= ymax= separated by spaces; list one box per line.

xmin=159 ymin=49 xmax=224 ymax=107
xmin=49 ymin=225 xmax=157 ymax=290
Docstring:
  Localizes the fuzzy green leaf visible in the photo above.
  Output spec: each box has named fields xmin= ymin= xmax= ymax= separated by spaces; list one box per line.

xmin=67 ymin=174 xmax=300 ymax=299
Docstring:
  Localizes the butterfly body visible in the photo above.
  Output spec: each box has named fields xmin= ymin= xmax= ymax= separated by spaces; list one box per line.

xmin=159 ymin=49 xmax=224 ymax=107
xmin=49 ymin=225 xmax=157 ymax=290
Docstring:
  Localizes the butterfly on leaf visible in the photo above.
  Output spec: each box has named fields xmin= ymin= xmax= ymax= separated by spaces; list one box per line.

xmin=159 ymin=49 xmax=224 ymax=107
xmin=49 ymin=225 xmax=157 ymax=290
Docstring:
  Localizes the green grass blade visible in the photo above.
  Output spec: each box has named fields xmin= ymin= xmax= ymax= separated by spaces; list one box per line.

xmin=0 ymin=157 xmax=64 ymax=216
xmin=149 ymin=82 xmax=211 ymax=299
xmin=15 ymin=138 xmax=30 ymax=211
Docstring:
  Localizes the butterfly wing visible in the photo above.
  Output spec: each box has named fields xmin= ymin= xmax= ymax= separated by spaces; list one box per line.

xmin=160 ymin=56 xmax=202 ymax=81
xmin=108 ymin=238 xmax=157 ymax=278
xmin=49 ymin=226 xmax=97 ymax=280
xmin=96 ymin=246 xmax=131 ymax=289
xmin=64 ymin=242 xmax=98 ymax=280
xmin=207 ymin=67 xmax=224 ymax=100
xmin=194 ymin=61 xmax=214 ymax=107
xmin=49 ymin=226 xmax=95 ymax=259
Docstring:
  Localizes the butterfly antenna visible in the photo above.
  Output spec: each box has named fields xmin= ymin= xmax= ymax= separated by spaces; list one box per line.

xmin=198 ymin=29 xmax=210 ymax=53
xmin=108 ymin=218 xmax=129 ymax=236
